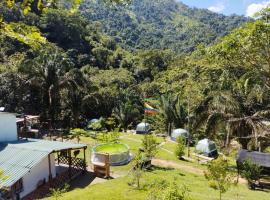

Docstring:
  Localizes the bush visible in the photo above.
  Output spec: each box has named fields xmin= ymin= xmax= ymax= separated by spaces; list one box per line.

xmin=240 ymin=159 xmax=261 ymax=187
xmin=145 ymin=178 xmax=192 ymax=200
xmin=141 ymin=134 xmax=159 ymax=159
xmin=175 ymin=136 xmax=186 ymax=159
xmin=97 ymin=129 xmax=120 ymax=143
xmin=70 ymin=128 xmax=88 ymax=143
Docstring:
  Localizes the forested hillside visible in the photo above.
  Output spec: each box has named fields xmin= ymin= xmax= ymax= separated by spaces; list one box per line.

xmin=80 ymin=0 xmax=248 ymax=53
xmin=1 ymin=0 xmax=268 ymax=141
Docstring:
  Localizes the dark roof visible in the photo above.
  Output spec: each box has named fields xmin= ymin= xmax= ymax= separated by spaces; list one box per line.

xmin=236 ymin=149 xmax=270 ymax=168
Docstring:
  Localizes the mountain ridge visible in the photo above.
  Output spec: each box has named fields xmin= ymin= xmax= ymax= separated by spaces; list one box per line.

xmin=80 ymin=0 xmax=249 ymax=53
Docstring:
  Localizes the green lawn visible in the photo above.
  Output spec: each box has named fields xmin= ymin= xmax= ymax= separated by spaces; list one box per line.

xmin=54 ymin=168 xmax=270 ymax=200
xmin=49 ymin=133 xmax=270 ymax=200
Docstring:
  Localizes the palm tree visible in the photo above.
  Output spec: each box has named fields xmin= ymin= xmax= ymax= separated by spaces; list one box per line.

xmin=19 ymin=46 xmax=76 ymax=127
xmin=113 ymin=88 xmax=142 ymax=131
xmin=159 ymin=92 xmax=188 ymax=136
xmin=60 ymin=68 xmax=87 ymax=128
xmin=193 ymin=69 xmax=270 ymax=150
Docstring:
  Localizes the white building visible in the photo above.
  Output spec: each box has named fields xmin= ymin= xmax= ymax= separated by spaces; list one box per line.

xmin=0 ymin=113 xmax=87 ymax=200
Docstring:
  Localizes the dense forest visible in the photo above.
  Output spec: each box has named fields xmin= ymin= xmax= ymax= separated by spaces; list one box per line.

xmin=1 ymin=0 xmax=270 ymax=150
xmin=80 ymin=0 xmax=249 ymax=53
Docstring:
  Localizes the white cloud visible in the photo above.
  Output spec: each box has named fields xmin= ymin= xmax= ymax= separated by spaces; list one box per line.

xmin=246 ymin=1 xmax=270 ymax=17
xmin=208 ymin=3 xmax=226 ymax=13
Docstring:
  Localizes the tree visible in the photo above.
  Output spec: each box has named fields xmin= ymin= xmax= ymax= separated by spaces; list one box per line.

xmin=141 ymin=134 xmax=158 ymax=159
xmin=113 ymin=88 xmax=142 ymax=131
xmin=193 ymin=68 xmax=270 ymax=150
xmin=175 ymin=136 xmax=186 ymax=159
xmin=159 ymin=92 xmax=187 ymax=136
xmin=129 ymin=151 xmax=145 ymax=189
xmin=204 ymin=156 xmax=235 ymax=200
xmin=19 ymin=46 xmax=75 ymax=125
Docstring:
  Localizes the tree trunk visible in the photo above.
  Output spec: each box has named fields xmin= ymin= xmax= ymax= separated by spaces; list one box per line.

xmin=238 ymin=138 xmax=250 ymax=149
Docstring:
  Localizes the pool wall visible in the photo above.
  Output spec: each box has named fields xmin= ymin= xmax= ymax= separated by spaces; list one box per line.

xmin=91 ymin=143 xmax=132 ymax=166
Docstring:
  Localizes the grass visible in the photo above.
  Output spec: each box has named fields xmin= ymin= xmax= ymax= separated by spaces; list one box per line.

xmin=94 ymin=143 xmax=129 ymax=154
xmin=53 ymin=133 xmax=269 ymax=200
xmin=53 ymin=167 xmax=270 ymax=200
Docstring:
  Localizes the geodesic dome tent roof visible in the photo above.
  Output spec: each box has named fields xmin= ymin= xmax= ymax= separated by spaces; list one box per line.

xmin=171 ymin=129 xmax=189 ymax=140
xmin=89 ymin=119 xmax=99 ymax=124
xmin=136 ymin=122 xmax=151 ymax=132
xmin=195 ymin=139 xmax=217 ymax=154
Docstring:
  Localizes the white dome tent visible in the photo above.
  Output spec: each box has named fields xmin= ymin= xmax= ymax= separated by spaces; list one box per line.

xmin=136 ymin=122 xmax=151 ymax=134
xmin=171 ymin=128 xmax=189 ymax=142
xmin=195 ymin=139 xmax=218 ymax=158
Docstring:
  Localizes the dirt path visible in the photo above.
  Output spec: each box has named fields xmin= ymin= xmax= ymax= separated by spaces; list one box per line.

xmin=152 ymin=158 xmax=247 ymax=184
xmin=152 ymin=158 xmax=205 ymax=174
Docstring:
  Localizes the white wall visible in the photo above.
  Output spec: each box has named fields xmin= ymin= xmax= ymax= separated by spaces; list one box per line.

xmin=20 ymin=154 xmax=56 ymax=198
xmin=0 ymin=113 xmax=18 ymax=142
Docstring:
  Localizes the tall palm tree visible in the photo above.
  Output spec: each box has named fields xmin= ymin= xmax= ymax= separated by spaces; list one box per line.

xmin=159 ymin=92 xmax=188 ymax=136
xmin=193 ymin=69 xmax=270 ymax=150
xmin=113 ymin=88 xmax=142 ymax=131
xmin=19 ymin=46 xmax=75 ymax=127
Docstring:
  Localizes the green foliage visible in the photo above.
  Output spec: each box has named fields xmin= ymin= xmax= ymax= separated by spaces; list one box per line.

xmin=0 ymin=169 xmax=8 ymax=187
xmin=145 ymin=179 xmax=192 ymax=200
xmin=129 ymin=151 xmax=145 ymax=189
xmin=113 ymin=88 xmax=142 ymax=131
xmin=240 ymin=159 xmax=262 ymax=183
xmin=175 ymin=136 xmax=186 ymax=159
xmin=50 ymin=183 xmax=70 ymax=200
xmin=97 ymin=129 xmax=120 ymax=143
xmin=1 ymin=22 xmax=46 ymax=49
xmin=141 ymin=134 xmax=159 ymax=159
xmin=204 ymin=156 xmax=235 ymax=200
xmin=80 ymin=0 xmax=248 ymax=53
xmin=88 ymin=118 xmax=106 ymax=131
xmin=70 ymin=128 xmax=88 ymax=143
xmin=159 ymin=92 xmax=187 ymax=136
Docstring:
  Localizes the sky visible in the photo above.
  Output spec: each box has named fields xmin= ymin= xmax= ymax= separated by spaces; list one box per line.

xmin=179 ymin=0 xmax=270 ymax=17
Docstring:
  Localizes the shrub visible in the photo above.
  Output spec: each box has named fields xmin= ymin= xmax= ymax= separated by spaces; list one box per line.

xmin=69 ymin=128 xmax=88 ymax=143
xmin=145 ymin=178 xmax=192 ymax=200
xmin=141 ymin=134 xmax=159 ymax=159
xmin=240 ymin=159 xmax=261 ymax=187
xmin=175 ymin=136 xmax=186 ymax=159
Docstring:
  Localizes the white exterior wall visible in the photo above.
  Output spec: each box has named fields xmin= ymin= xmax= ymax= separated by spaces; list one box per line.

xmin=0 ymin=113 xmax=18 ymax=142
xmin=20 ymin=154 xmax=56 ymax=198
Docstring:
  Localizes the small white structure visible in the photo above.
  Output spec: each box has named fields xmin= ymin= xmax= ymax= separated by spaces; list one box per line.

xmin=171 ymin=129 xmax=189 ymax=142
xmin=0 ymin=113 xmax=18 ymax=142
xmin=0 ymin=113 xmax=87 ymax=199
xmin=136 ymin=122 xmax=151 ymax=134
xmin=195 ymin=139 xmax=218 ymax=158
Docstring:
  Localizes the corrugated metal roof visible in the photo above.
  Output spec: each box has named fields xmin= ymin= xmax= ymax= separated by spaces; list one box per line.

xmin=7 ymin=139 xmax=86 ymax=152
xmin=0 ymin=139 xmax=86 ymax=187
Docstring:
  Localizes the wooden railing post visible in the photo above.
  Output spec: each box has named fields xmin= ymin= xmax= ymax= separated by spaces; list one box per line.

xmin=48 ymin=154 xmax=52 ymax=184
xmin=68 ymin=149 xmax=72 ymax=180
xmin=83 ymin=147 xmax=87 ymax=173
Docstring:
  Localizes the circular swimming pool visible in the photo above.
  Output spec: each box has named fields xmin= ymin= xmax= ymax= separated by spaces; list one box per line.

xmin=91 ymin=143 xmax=131 ymax=166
